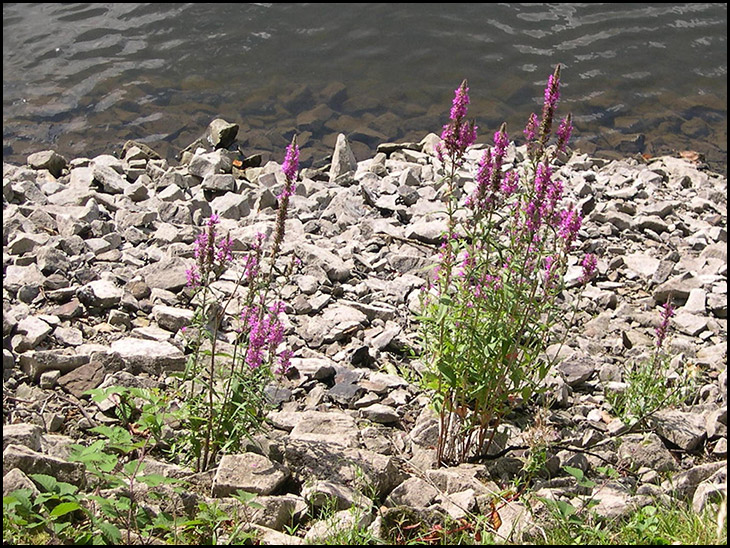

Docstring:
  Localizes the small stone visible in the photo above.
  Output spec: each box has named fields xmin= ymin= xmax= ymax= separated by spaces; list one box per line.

xmin=207 ymin=118 xmax=239 ymax=149
xmin=2 ymin=444 xmax=85 ymax=487
xmin=109 ymin=338 xmax=186 ymax=375
xmin=386 ymin=477 xmax=439 ymax=508
xmin=77 ymin=279 xmax=124 ymax=309
xmin=360 ymin=403 xmax=399 ymax=424
xmin=27 ymin=150 xmax=66 ymax=177
xmin=651 ymin=409 xmax=707 ymax=451
xmin=57 ymin=361 xmax=107 ymax=398
xmin=329 ymin=133 xmax=358 ymax=184
xmin=2 ymin=423 xmax=43 ymax=452
xmin=38 ymin=369 xmax=61 ymax=389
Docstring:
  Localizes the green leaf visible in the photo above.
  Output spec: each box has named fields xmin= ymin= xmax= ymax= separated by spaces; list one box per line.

xmin=563 ymin=465 xmax=584 ymax=482
xmin=49 ymin=501 xmax=82 ymax=518
xmin=97 ymin=520 xmax=123 ymax=544
xmin=123 ymin=459 xmax=145 ymax=477
xmin=233 ymin=490 xmax=258 ymax=504
xmin=137 ymin=474 xmax=177 ymax=487
xmin=556 ymin=499 xmax=577 ymax=519
xmin=30 ymin=473 xmax=58 ymax=493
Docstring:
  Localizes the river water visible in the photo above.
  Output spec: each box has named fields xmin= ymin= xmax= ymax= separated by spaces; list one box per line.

xmin=3 ymin=3 xmax=727 ymax=172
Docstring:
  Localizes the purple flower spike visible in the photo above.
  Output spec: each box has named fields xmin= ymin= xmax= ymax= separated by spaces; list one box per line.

xmin=543 ymin=72 xmax=561 ymax=112
xmin=558 ymin=206 xmax=583 ymax=246
xmin=580 ymin=253 xmax=597 ymax=285
xmin=524 ymin=113 xmax=539 ymax=142
xmin=557 ymin=114 xmax=573 ymax=152
xmin=185 ymin=265 xmax=201 ymax=288
xmin=655 ymin=300 xmax=675 ymax=349
xmin=282 ymin=136 xmax=299 ymax=184
xmin=439 ymin=80 xmax=477 ymax=163
xmin=450 ymin=80 xmax=470 ymax=121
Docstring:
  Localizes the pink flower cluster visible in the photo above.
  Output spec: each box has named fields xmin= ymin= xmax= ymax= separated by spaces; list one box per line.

xmin=186 ymin=214 xmax=234 ymax=288
xmin=240 ymin=301 xmax=291 ymax=373
xmin=466 ymin=124 xmax=517 ymax=213
xmin=580 ymin=253 xmax=598 ymax=285
xmin=523 ymin=162 xmax=563 ymax=234
xmin=524 ymin=65 xmax=572 ymax=158
xmin=655 ymin=300 xmax=675 ymax=349
xmin=280 ymin=138 xmax=299 ymax=197
xmin=437 ymin=80 xmax=477 ymax=164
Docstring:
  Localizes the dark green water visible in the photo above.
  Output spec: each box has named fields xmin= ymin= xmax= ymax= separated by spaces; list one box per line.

xmin=3 ymin=3 xmax=727 ymax=172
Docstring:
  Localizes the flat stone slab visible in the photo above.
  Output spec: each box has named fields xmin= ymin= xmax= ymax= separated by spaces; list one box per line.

xmin=651 ymin=409 xmax=707 ymax=452
xmin=212 ymin=452 xmax=290 ymax=497
xmin=288 ymin=411 xmax=360 ymax=447
xmin=110 ymin=338 xmax=186 ymax=375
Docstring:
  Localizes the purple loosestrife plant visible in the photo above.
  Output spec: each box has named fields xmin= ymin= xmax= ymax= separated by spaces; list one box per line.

xmin=420 ymin=66 xmax=598 ymax=466
xmin=177 ymin=138 xmax=300 ymax=471
xmin=607 ymin=297 xmax=696 ymax=425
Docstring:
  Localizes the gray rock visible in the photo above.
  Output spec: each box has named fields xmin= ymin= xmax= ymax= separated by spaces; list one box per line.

xmin=4 ymin=264 xmax=46 ymax=294
xmin=77 ymin=279 xmax=124 ymax=309
xmin=206 ymin=118 xmax=239 ymax=149
xmin=289 ymin=358 xmax=336 ymax=383
xmin=3 ymin=467 xmax=41 ymax=497
xmin=93 ymin=164 xmax=129 ymax=194
xmin=244 ymin=494 xmax=307 ymax=531
xmin=2 ymin=423 xmax=43 ymax=452
xmin=289 ymin=411 xmax=360 ymax=448
xmin=140 ymin=257 xmax=196 ymax=292
xmin=623 ymin=253 xmax=660 ymax=278
xmin=385 ymin=477 xmax=439 ymax=508
xmin=653 ymin=273 xmax=703 ymax=304
xmin=301 ymin=480 xmax=358 ymax=511
xmin=651 ymin=409 xmax=707 ymax=451
xmin=672 ymin=311 xmax=708 ymax=337
xmin=558 ymin=356 xmax=595 ymax=386
xmin=202 ymin=173 xmax=237 ymax=193
xmin=15 ymin=316 xmax=53 ymax=348
xmin=109 ymin=337 xmax=186 ymax=375
xmin=188 ymin=149 xmax=232 ymax=178
xmin=303 ymin=304 xmax=368 ymax=346
xmin=151 ymin=304 xmax=195 ymax=333
xmin=284 ymin=442 xmax=404 ymax=498
xmin=57 ymin=360 xmax=106 ymax=398
xmin=404 ymin=219 xmax=447 ymax=245
xmin=329 ymin=133 xmax=358 ymax=184
xmin=616 ymin=433 xmax=677 ymax=473
xmin=2 ymin=444 xmax=85 ymax=487
xmin=212 ymin=453 xmax=290 ymax=497
xmin=18 ymin=349 xmax=89 ymax=380
xmin=296 ymin=242 xmax=351 ymax=282
xmin=590 ymin=482 xmax=641 ymax=519
xmin=359 ymin=403 xmax=399 ymax=424
xmin=27 ymin=150 xmax=66 ymax=177
xmin=663 ymin=460 xmax=726 ymax=500
xmin=210 ymin=191 xmax=251 ymax=219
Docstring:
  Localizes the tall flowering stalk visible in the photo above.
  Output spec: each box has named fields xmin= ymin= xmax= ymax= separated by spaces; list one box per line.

xmin=607 ymin=297 xmax=695 ymax=425
xmin=524 ymin=64 xmax=572 ymax=163
xmin=270 ymin=136 xmax=299 ymax=264
xmin=179 ymin=137 xmax=300 ymax=471
xmin=434 ymin=80 xmax=478 ymax=294
xmin=420 ymin=67 xmax=596 ymax=466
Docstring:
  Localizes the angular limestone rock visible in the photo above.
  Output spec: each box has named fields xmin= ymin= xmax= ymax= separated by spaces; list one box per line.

xmin=212 ymin=452 xmax=290 ymax=497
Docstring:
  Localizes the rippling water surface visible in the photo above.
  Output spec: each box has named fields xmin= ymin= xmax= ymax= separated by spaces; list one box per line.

xmin=3 ymin=3 xmax=727 ymax=171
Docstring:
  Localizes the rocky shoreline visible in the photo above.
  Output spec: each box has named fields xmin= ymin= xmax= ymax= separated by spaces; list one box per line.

xmin=2 ymin=120 xmax=727 ymax=543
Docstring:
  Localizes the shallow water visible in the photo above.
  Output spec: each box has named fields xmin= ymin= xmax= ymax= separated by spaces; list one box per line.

xmin=3 ymin=3 xmax=727 ymax=172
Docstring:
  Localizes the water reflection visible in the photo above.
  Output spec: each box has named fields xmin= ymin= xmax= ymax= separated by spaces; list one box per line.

xmin=2 ymin=3 xmax=726 ymax=172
